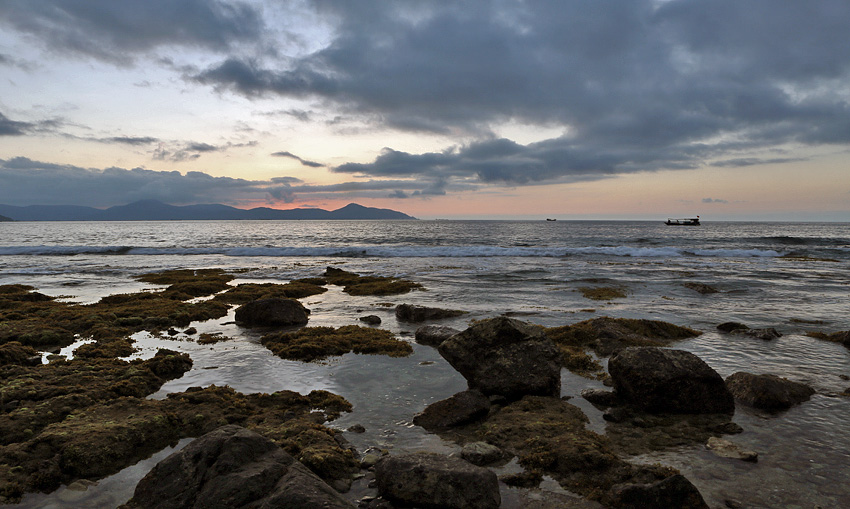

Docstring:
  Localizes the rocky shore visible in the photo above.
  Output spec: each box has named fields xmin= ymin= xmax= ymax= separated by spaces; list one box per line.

xmin=0 ymin=267 xmax=837 ymax=508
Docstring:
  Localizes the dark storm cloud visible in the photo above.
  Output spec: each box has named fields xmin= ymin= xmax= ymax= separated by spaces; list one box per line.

xmin=0 ymin=157 xmax=431 ymax=207
xmin=0 ymin=0 xmax=263 ymax=64
xmin=271 ymin=151 xmax=325 ymax=168
xmin=189 ymin=0 xmax=850 ymax=183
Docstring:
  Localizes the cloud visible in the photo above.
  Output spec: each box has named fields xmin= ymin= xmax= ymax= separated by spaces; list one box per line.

xmin=188 ymin=0 xmax=850 ymax=183
xmin=0 ymin=157 xmax=438 ymax=207
xmin=0 ymin=0 xmax=264 ymax=64
xmin=0 ymin=112 xmax=33 ymax=136
xmin=702 ymin=198 xmax=728 ymax=204
xmin=271 ymin=151 xmax=325 ymax=168
xmin=102 ymin=136 xmax=160 ymax=145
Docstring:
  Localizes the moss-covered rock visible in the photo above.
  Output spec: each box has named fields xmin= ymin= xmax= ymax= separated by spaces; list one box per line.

xmin=323 ymin=267 xmax=423 ymax=296
xmin=214 ymin=281 xmax=327 ymax=304
xmin=0 ymin=384 xmax=355 ymax=503
xmin=261 ymin=325 xmax=412 ymax=362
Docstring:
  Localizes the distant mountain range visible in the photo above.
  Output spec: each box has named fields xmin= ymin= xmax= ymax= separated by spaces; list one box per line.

xmin=0 ymin=200 xmax=416 ymax=221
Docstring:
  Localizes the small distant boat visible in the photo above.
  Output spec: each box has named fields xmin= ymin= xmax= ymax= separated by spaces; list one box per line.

xmin=665 ymin=216 xmax=700 ymax=226
xmin=546 ymin=218 xmax=557 ymax=221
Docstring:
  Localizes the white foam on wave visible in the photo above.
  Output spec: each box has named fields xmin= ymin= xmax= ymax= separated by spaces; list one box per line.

xmin=0 ymin=244 xmax=786 ymax=259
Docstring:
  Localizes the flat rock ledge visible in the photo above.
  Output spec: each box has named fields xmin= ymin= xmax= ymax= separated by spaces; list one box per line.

xmin=608 ymin=347 xmax=735 ymax=414
xmin=725 ymin=371 xmax=815 ymax=411
xmin=374 ymin=452 xmax=500 ymax=509
xmin=438 ymin=316 xmax=561 ymax=399
xmin=123 ymin=424 xmax=353 ymax=509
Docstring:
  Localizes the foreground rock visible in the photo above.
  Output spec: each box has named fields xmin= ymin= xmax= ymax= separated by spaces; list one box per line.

xmin=395 ymin=304 xmax=466 ymax=322
xmin=235 ymin=297 xmax=309 ymax=327
xmin=610 ymin=474 xmax=709 ymax=509
xmin=375 ymin=452 xmax=500 ymax=509
xmin=438 ymin=317 xmax=561 ymax=399
xmin=725 ymin=372 xmax=815 ymax=411
xmin=608 ymin=347 xmax=734 ymax=414
xmin=415 ymin=325 xmax=460 ymax=347
xmin=124 ymin=425 xmax=353 ymax=509
xmin=413 ymin=389 xmax=491 ymax=429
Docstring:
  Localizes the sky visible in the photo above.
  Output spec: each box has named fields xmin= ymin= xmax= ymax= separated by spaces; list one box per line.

xmin=0 ymin=0 xmax=848 ymax=220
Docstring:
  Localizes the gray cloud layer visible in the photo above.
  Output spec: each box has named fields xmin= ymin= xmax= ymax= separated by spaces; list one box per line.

xmin=2 ymin=1 xmax=849 ymax=203
xmin=0 ymin=157 xmax=435 ymax=207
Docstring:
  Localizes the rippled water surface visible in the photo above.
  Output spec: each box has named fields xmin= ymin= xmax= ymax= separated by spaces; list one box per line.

xmin=3 ymin=220 xmax=849 ymax=508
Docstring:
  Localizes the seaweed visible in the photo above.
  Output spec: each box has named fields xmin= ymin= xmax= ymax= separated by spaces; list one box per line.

xmin=323 ymin=267 xmax=423 ymax=296
xmin=578 ymin=286 xmax=627 ymax=301
xmin=214 ymin=280 xmax=326 ymax=304
xmin=261 ymin=325 xmax=413 ymax=362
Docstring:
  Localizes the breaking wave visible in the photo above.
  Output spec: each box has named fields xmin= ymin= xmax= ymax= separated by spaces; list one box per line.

xmin=0 ymin=245 xmax=785 ymax=259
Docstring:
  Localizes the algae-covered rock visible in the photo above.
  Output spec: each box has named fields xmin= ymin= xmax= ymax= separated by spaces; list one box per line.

xmin=215 ymin=280 xmax=327 ymax=304
xmin=235 ymin=297 xmax=309 ymax=327
xmin=608 ymin=347 xmax=734 ymax=415
xmin=375 ymin=452 xmax=500 ymax=509
xmin=0 ymin=341 xmax=40 ymax=366
xmin=124 ymin=425 xmax=354 ymax=509
xmin=438 ymin=317 xmax=561 ymax=399
xmin=806 ymin=329 xmax=850 ymax=348
xmin=547 ymin=317 xmax=702 ymax=358
xmin=324 ymin=267 xmax=422 ymax=296
xmin=0 ymin=385 xmax=355 ymax=503
xmin=725 ymin=372 xmax=815 ymax=411
xmin=261 ymin=325 xmax=412 ymax=362
xmin=706 ymin=437 xmax=758 ymax=462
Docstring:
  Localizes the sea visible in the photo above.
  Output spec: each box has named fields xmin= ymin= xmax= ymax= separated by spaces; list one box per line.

xmin=1 ymin=219 xmax=849 ymax=508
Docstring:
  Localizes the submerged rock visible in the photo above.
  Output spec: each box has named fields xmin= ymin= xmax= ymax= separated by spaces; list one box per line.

xmin=610 ymin=474 xmax=709 ymax=509
xmin=608 ymin=347 xmax=734 ymax=414
xmin=413 ymin=389 xmax=491 ymax=429
xmin=124 ymin=425 xmax=354 ymax=509
xmin=395 ymin=303 xmax=466 ymax=322
xmin=725 ymin=372 xmax=815 ymax=411
xmin=438 ymin=317 xmax=561 ymax=399
xmin=706 ymin=437 xmax=758 ymax=462
xmin=415 ymin=325 xmax=461 ymax=347
xmin=359 ymin=315 xmax=381 ymax=325
xmin=234 ymin=297 xmax=309 ymax=327
xmin=717 ymin=322 xmax=781 ymax=340
xmin=375 ymin=452 xmax=500 ymax=509
xmin=581 ymin=388 xmax=619 ymax=408
xmin=461 ymin=442 xmax=503 ymax=466
xmin=684 ymin=282 xmax=719 ymax=294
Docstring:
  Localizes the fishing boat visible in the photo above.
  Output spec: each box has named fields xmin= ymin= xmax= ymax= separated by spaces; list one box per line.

xmin=546 ymin=218 xmax=557 ymax=221
xmin=665 ymin=216 xmax=700 ymax=226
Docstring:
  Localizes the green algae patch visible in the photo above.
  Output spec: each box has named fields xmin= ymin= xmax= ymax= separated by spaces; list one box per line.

xmin=0 ymin=279 xmax=229 ymax=351
xmin=547 ymin=317 xmax=701 ymax=357
xmin=0 ymin=385 xmax=355 ymax=503
xmin=579 ymin=286 xmax=627 ymax=301
xmin=214 ymin=280 xmax=327 ymax=304
xmin=0 ymin=349 xmax=192 ymax=446
xmin=261 ymin=325 xmax=413 ymax=362
xmin=197 ymin=332 xmax=232 ymax=345
xmin=323 ymin=267 xmax=423 ymax=296
xmin=0 ymin=342 xmax=39 ymax=366
xmin=135 ymin=268 xmax=234 ymax=298
xmin=457 ymin=396 xmax=678 ymax=505
xmin=73 ymin=338 xmax=136 ymax=358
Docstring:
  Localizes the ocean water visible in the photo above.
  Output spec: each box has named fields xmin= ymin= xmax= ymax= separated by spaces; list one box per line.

xmin=2 ymin=219 xmax=849 ymax=508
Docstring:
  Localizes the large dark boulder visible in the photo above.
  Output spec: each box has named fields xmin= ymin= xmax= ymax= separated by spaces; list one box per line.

xmin=375 ymin=452 xmax=500 ymax=509
xmin=608 ymin=347 xmax=734 ymax=414
xmin=438 ymin=317 xmax=561 ymax=399
xmin=413 ymin=389 xmax=491 ymax=429
xmin=415 ymin=325 xmax=461 ymax=347
xmin=235 ymin=298 xmax=309 ymax=327
xmin=610 ymin=474 xmax=709 ymax=509
xmin=124 ymin=425 xmax=353 ymax=509
xmin=395 ymin=304 xmax=465 ymax=322
xmin=725 ymin=372 xmax=815 ymax=411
